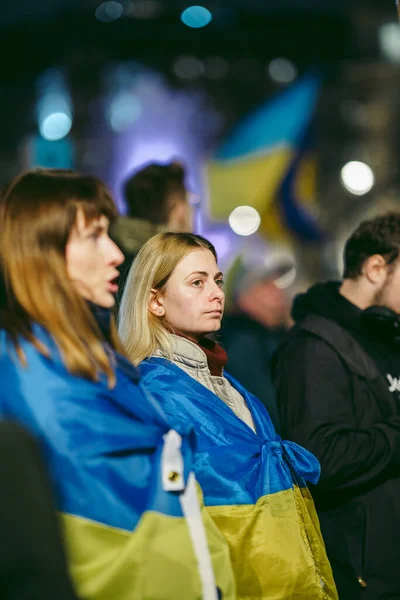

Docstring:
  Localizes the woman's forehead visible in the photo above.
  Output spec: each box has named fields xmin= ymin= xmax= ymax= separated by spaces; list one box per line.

xmin=75 ymin=207 xmax=109 ymax=230
xmin=175 ymin=248 xmax=220 ymax=274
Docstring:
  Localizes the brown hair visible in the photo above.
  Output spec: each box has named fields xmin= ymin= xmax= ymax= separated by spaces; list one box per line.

xmin=123 ymin=161 xmax=186 ymax=224
xmin=0 ymin=168 xmax=125 ymax=386
xmin=118 ymin=232 xmax=217 ymax=365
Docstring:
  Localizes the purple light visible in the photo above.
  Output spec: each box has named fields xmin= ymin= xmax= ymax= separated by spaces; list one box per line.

xmin=102 ymin=64 xmax=245 ymax=263
xmin=109 ymin=69 xmax=223 ymax=214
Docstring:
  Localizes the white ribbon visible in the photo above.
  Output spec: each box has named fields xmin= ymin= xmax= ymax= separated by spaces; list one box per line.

xmin=162 ymin=430 xmax=218 ymax=600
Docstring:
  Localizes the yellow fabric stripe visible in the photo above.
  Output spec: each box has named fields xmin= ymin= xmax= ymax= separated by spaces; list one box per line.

xmin=207 ymin=486 xmax=338 ymax=600
xmin=206 ymin=149 xmax=293 ymax=220
xmin=259 ymin=199 xmax=293 ymax=244
xmin=60 ymin=508 xmax=235 ymax=600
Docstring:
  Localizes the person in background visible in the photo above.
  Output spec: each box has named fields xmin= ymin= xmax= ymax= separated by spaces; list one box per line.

xmin=0 ymin=421 xmax=77 ymax=600
xmin=220 ymin=252 xmax=294 ymax=432
xmin=0 ymin=169 xmax=235 ymax=600
xmin=274 ymin=212 xmax=400 ymax=599
xmin=118 ymin=231 xmax=338 ymax=600
xmin=110 ymin=161 xmax=192 ymax=272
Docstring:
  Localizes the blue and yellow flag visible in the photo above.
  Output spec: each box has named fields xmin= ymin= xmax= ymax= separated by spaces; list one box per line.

xmin=0 ymin=326 xmax=235 ymax=600
xmin=207 ymin=73 xmax=323 ymax=243
xmin=141 ymin=356 xmax=338 ymax=600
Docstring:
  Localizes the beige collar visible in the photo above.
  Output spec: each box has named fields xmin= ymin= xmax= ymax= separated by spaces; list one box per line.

xmin=153 ymin=334 xmax=210 ymax=370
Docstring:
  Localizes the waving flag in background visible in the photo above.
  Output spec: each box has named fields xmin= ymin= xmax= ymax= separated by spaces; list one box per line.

xmin=280 ymin=127 xmax=325 ymax=242
xmin=206 ymin=73 xmax=324 ymax=244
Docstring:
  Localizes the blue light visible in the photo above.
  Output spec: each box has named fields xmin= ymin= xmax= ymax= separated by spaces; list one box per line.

xmin=36 ymin=69 xmax=73 ymax=142
xmin=181 ymin=6 xmax=212 ymax=29
xmin=109 ymin=93 xmax=142 ymax=132
xmin=95 ymin=1 xmax=124 ymax=23
xmin=40 ymin=112 xmax=72 ymax=141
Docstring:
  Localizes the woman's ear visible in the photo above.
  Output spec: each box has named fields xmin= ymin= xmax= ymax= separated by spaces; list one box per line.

xmin=148 ymin=289 xmax=165 ymax=317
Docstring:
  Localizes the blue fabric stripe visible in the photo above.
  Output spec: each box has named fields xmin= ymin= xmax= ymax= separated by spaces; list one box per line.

xmin=140 ymin=359 xmax=320 ymax=507
xmin=213 ymin=73 xmax=320 ymax=161
xmin=279 ymin=128 xmax=325 ymax=242
xmin=0 ymin=329 xmax=192 ymax=531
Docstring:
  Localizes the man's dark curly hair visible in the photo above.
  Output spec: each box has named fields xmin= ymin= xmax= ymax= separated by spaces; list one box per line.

xmin=343 ymin=212 xmax=400 ymax=279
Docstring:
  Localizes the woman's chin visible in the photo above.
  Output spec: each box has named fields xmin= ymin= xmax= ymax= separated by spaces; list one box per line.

xmin=205 ymin=322 xmax=222 ymax=334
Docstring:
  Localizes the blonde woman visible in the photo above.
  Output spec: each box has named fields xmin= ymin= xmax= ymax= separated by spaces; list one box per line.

xmin=119 ymin=231 xmax=338 ymax=600
xmin=0 ymin=170 xmax=234 ymax=600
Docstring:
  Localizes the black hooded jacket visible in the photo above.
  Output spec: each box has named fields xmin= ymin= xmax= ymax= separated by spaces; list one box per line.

xmin=274 ymin=281 xmax=400 ymax=599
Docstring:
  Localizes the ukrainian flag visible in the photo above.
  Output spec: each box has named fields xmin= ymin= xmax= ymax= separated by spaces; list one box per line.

xmin=140 ymin=358 xmax=338 ymax=600
xmin=0 ymin=327 xmax=235 ymax=600
xmin=207 ymin=73 xmax=324 ymax=243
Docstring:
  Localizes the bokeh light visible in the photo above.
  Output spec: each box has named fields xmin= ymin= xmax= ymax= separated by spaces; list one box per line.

xmin=340 ymin=161 xmax=375 ymax=196
xmin=228 ymin=206 xmax=261 ymax=236
xmin=267 ymin=58 xmax=298 ymax=84
xmin=95 ymin=1 xmax=124 ymax=23
xmin=108 ymin=92 xmax=142 ymax=132
xmin=379 ymin=22 xmax=400 ymax=63
xmin=180 ymin=6 xmax=212 ymax=29
xmin=36 ymin=69 xmax=73 ymax=142
xmin=40 ymin=112 xmax=72 ymax=141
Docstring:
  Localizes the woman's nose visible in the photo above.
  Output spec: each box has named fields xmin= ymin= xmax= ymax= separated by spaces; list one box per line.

xmin=108 ymin=238 xmax=125 ymax=266
xmin=211 ymin=282 xmax=224 ymax=300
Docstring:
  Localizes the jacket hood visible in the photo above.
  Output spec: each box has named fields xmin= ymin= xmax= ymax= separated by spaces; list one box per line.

xmin=292 ymin=281 xmax=361 ymax=326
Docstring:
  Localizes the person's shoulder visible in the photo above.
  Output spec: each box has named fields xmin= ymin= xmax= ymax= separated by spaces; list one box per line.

xmin=275 ymin=321 xmax=341 ymax=372
xmin=140 ymin=356 xmax=180 ymax=380
xmin=0 ymin=330 xmax=13 ymax=365
xmin=139 ymin=358 xmax=196 ymax=421
xmin=282 ymin=314 xmax=341 ymax=346
xmin=0 ymin=326 xmax=63 ymax=378
xmin=0 ymin=329 xmax=34 ymax=362
xmin=140 ymin=358 xmax=197 ymax=399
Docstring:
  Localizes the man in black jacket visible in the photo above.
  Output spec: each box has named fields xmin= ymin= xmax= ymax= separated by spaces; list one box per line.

xmin=274 ymin=212 xmax=400 ymax=600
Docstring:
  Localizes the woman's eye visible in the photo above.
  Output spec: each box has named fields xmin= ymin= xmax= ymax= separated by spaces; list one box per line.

xmin=192 ymin=280 xmax=203 ymax=287
xmin=216 ymin=279 xmax=224 ymax=287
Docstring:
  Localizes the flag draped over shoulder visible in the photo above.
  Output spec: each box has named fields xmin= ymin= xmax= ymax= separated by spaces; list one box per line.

xmin=206 ymin=73 xmax=324 ymax=243
xmin=141 ymin=358 xmax=338 ymax=600
xmin=0 ymin=327 xmax=235 ymax=600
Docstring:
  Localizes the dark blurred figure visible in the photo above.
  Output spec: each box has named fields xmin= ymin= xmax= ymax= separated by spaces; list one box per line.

xmin=0 ymin=422 xmax=77 ymax=600
xmin=111 ymin=161 xmax=192 ymax=274
xmin=220 ymin=253 xmax=293 ymax=432
xmin=274 ymin=212 xmax=400 ymax=599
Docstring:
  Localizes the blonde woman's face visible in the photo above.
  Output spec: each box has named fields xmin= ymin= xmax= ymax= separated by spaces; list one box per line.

xmin=66 ymin=210 xmax=124 ymax=308
xmin=153 ymin=249 xmax=224 ymax=342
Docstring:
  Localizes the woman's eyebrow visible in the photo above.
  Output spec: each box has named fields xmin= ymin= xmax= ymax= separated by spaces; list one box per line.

xmin=184 ymin=271 xmax=208 ymax=280
xmin=184 ymin=270 xmax=224 ymax=280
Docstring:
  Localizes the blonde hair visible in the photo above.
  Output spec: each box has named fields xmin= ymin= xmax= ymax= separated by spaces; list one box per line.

xmin=118 ymin=232 xmax=217 ymax=365
xmin=0 ymin=168 xmax=126 ymax=387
